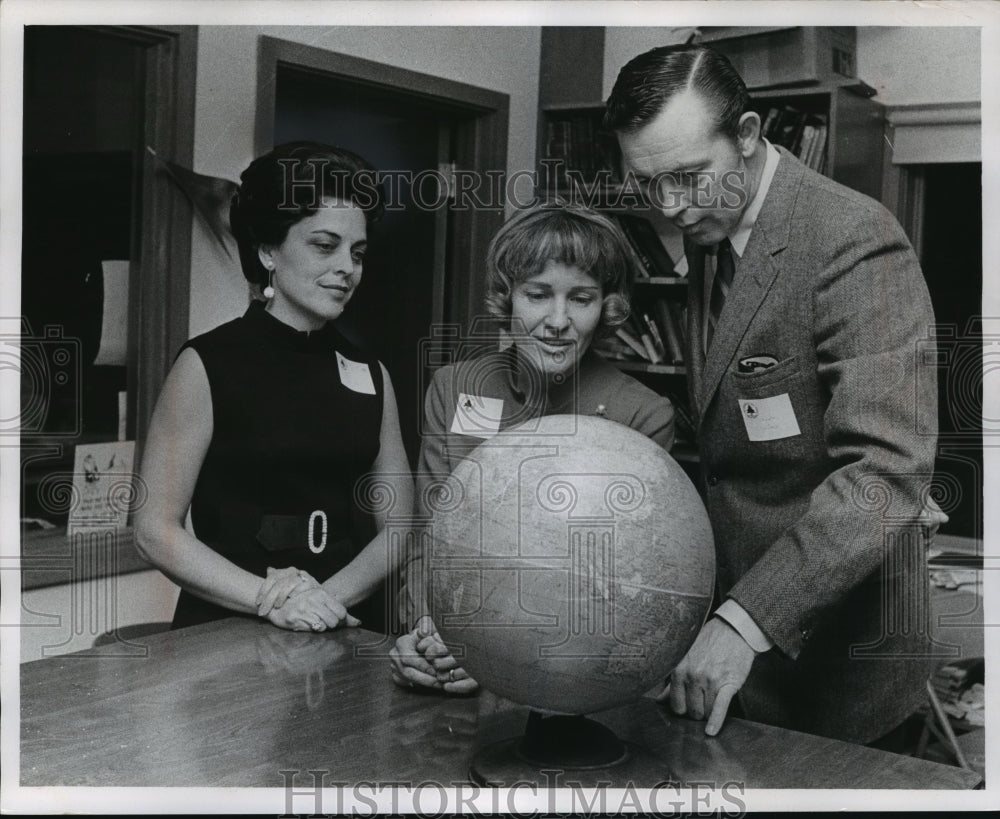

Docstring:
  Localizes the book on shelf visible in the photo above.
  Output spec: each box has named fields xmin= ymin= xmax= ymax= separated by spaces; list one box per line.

xmin=656 ymin=221 xmax=687 ymax=276
xmin=760 ymin=105 xmax=828 ymax=171
xmin=776 ymin=107 xmax=808 ymax=155
xmin=593 ymin=333 xmax=642 ymax=362
xmin=544 ymin=111 xmax=619 ymax=188
xmin=668 ymin=300 xmax=687 ymax=345
xmin=809 ymin=123 xmax=828 ymax=171
xmin=643 ymin=313 xmax=667 ymax=361
xmin=760 ymin=106 xmax=781 ymax=139
xmin=797 ymin=124 xmax=816 ymax=164
xmin=619 ymin=229 xmax=650 ymax=279
xmin=613 ymin=326 xmax=650 ymax=361
xmin=797 ymin=115 xmax=828 ymax=170
xmin=639 ymin=332 xmax=662 ymax=364
xmin=545 ymin=120 xmax=566 ymax=186
xmin=625 ymin=313 xmax=663 ymax=364
xmin=651 ymin=298 xmax=685 ymax=364
xmin=615 ymin=213 xmax=677 ymax=278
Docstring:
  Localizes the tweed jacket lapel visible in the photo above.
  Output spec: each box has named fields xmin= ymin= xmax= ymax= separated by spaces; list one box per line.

xmin=692 ymin=148 xmax=801 ymax=427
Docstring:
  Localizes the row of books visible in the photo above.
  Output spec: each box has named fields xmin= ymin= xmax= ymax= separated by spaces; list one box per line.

xmin=592 ymin=313 xmax=696 ymax=446
xmin=544 ymin=114 xmax=618 ymax=189
xmin=614 ymin=213 xmax=683 ymax=278
xmin=592 ymin=296 xmax=687 ymax=367
xmin=760 ymin=106 xmax=828 ymax=172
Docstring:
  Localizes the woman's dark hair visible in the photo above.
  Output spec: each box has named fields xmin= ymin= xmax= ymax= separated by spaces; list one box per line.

xmin=604 ymin=44 xmax=750 ymax=139
xmin=484 ymin=201 xmax=633 ymax=337
xmin=229 ymin=141 xmax=385 ymax=290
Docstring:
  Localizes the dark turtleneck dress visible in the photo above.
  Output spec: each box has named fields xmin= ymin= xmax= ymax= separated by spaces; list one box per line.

xmin=172 ymin=300 xmax=388 ymax=630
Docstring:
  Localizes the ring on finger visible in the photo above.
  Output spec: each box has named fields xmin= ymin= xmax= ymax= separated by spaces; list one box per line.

xmin=312 ymin=622 xmax=324 ymax=631
xmin=449 ymin=669 xmax=456 ymax=682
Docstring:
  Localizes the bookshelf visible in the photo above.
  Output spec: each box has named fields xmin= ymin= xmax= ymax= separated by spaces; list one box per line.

xmin=599 ymin=268 xmax=698 ymax=459
xmin=750 ymin=81 xmax=884 ymax=201
xmin=538 ymin=81 xmax=884 ymax=205
xmin=536 ymin=27 xmax=887 ymax=467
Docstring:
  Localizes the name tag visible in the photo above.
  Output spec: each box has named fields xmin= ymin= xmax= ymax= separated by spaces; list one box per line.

xmin=336 ymin=352 xmax=376 ymax=395
xmin=451 ymin=393 xmax=503 ymax=439
xmin=738 ymin=394 xmax=801 ymax=441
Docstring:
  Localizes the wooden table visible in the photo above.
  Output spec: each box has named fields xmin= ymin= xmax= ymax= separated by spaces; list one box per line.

xmin=19 ymin=618 xmax=982 ymax=790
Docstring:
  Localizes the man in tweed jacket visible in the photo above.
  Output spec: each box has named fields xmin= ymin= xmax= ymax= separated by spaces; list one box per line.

xmin=606 ymin=44 xmax=944 ymax=744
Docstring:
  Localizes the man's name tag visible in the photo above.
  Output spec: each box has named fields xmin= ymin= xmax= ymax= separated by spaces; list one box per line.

xmin=451 ymin=393 xmax=503 ymax=439
xmin=336 ymin=352 xmax=376 ymax=395
xmin=738 ymin=394 xmax=801 ymax=441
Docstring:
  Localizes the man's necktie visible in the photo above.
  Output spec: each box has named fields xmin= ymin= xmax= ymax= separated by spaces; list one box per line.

xmin=707 ymin=238 xmax=735 ymax=351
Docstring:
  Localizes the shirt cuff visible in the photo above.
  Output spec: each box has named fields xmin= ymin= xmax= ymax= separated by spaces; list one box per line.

xmin=715 ymin=599 xmax=775 ymax=653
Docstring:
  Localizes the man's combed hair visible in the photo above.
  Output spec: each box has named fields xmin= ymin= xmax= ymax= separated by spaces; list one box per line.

xmin=484 ymin=202 xmax=633 ymax=337
xmin=604 ymin=44 xmax=750 ymax=139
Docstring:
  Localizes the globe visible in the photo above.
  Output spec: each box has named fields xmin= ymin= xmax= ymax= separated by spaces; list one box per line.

xmin=428 ymin=414 xmax=715 ymax=716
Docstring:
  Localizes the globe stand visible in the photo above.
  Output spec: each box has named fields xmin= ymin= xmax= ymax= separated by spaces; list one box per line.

xmin=516 ymin=711 xmax=628 ymax=768
xmin=470 ymin=710 xmax=667 ymax=787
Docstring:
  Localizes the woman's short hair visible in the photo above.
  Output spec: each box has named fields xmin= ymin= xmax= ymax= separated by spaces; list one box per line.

xmin=484 ymin=201 xmax=634 ymax=336
xmin=229 ymin=141 xmax=385 ymax=290
xmin=604 ymin=44 xmax=749 ymax=139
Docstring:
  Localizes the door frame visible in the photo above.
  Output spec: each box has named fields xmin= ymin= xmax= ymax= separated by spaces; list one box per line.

xmin=255 ymin=35 xmax=509 ymax=329
xmin=880 ymin=101 xmax=981 ymax=259
xmin=89 ymin=24 xmax=198 ymax=443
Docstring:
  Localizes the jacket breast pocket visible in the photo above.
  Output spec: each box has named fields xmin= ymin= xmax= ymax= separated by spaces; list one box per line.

xmin=731 ymin=355 xmax=800 ymax=396
xmin=726 ymin=356 xmax=808 ymax=450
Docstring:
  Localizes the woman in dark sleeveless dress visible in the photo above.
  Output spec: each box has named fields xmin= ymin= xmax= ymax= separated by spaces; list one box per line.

xmin=135 ymin=142 xmax=412 ymax=633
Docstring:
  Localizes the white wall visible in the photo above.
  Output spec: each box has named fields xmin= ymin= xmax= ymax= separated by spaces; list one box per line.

xmin=602 ymin=26 xmax=982 ymax=106
xmin=856 ymin=27 xmax=980 ymax=106
xmin=603 ymin=27 xmax=692 ymax=98
xmin=21 ymin=570 xmax=180 ymax=661
xmin=188 ymin=26 xmax=541 ymax=338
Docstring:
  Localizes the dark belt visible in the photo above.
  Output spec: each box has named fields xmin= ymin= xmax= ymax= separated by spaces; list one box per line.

xmin=256 ymin=512 xmax=351 ymax=557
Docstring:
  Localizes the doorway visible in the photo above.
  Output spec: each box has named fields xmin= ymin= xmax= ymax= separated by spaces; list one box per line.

xmin=920 ymin=162 xmax=983 ymax=541
xmin=258 ymin=37 xmax=509 ymax=464
xmin=273 ymin=68 xmax=453 ymax=463
xmin=20 ymin=24 xmax=195 ymax=528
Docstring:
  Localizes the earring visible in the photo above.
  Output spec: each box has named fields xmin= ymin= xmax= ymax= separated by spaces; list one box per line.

xmin=262 ymin=265 xmax=275 ymax=299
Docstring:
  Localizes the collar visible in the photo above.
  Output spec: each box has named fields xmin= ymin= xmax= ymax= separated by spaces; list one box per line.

xmin=244 ymin=299 xmax=338 ymax=353
xmin=729 ymin=138 xmax=780 ymax=258
xmin=506 ymin=343 xmax=594 ymax=412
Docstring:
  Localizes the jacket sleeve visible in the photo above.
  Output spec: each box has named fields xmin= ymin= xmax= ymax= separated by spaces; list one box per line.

xmin=727 ymin=202 xmax=940 ymax=658
xmin=630 ymin=391 xmax=676 ymax=453
xmin=399 ymin=367 xmax=454 ymax=628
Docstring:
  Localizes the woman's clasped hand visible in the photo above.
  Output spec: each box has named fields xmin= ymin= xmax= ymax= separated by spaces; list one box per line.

xmin=389 ymin=616 xmax=478 ymax=694
xmin=255 ymin=566 xmax=361 ymax=632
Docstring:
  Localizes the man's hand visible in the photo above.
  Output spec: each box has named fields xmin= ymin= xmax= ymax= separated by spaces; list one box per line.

xmin=658 ymin=617 xmax=757 ymax=736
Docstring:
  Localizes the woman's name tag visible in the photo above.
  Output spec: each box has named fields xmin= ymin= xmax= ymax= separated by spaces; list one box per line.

xmin=738 ymin=394 xmax=801 ymax=441
xmin=336 ymin=352 xmax=376 ymax=395
xmin=451 ymin=393 xmax=504 ymax=438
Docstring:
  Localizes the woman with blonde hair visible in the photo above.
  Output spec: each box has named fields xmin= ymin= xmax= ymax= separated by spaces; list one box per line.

xmin=390 ymin=201 xmax=675 ymax=692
